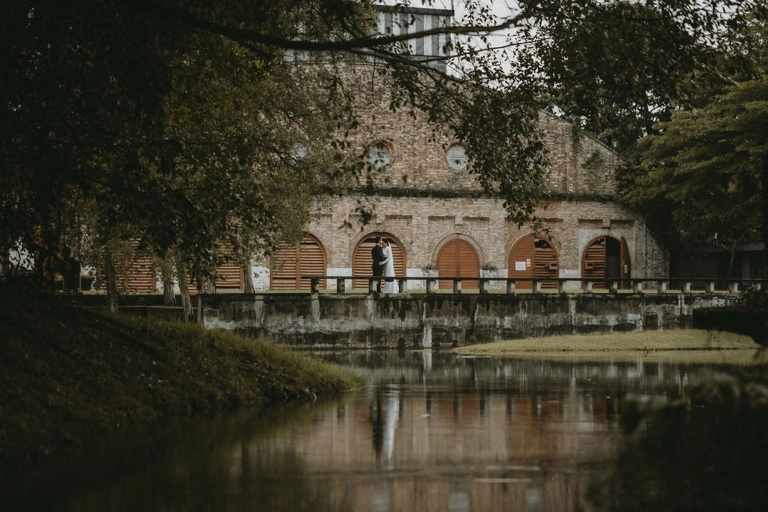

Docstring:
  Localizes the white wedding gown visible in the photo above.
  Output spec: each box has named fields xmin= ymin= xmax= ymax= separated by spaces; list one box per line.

xmin=382 ymin=245 xmax=399 ymax=293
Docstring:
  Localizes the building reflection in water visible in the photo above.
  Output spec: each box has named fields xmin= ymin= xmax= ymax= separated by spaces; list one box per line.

xmin=220 ymin=349 xmax=741 ymax=512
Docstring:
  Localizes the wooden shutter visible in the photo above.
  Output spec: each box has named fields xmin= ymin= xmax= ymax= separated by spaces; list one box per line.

xmin=118 ymin=240 xmax=156 ymax=293
xmin=582 ymin=236 xmax=607 ymax=287
xmin=298 ymin=237 xmax=326 ymax=290
xmin=270 ymin=243 xmax=299 ymax=290
xmin=198 ymin=246 xmax=243 ymax=291
xmin=270 ymin=235 xmax=326 ymax=290
xmin=508 ymin=235 xmax=558 ymax=289
xmin=534 ymin=238 xmax=559 ymax=288
xmin=352 ymin=234 xmax=405 ymax=289
xmin=215 ymin=263 xmax=244 ymax=291
xmin=436 ymin=238 xmax=479 ymax=289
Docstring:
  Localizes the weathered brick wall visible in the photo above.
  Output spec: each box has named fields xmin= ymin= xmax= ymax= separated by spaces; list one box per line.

xmin=303 ymin=196 xmax=665 ymax=280
xmin=340 ymin=64 xmax=623 ymax=197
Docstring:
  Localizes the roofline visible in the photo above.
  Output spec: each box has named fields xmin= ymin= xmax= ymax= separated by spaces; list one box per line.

xmin=538 ymin=110 xmax=623 ymax=161
xmin=373 ymin=4 xmax=454 ymax=17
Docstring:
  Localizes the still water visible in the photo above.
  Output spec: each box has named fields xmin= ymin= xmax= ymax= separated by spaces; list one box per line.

xmin=4 ymin=350 xmax=764 ymax=511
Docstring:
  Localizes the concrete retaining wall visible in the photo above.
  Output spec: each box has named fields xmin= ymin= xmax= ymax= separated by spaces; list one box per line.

xmin=200 ymin=293 xmax=738 ymax=349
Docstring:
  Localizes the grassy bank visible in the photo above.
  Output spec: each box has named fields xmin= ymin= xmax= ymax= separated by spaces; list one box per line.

xmin=0 ymin=295 xmax=363 ymax=468
xmin=454 ymin=330 xmax=767 ymax=364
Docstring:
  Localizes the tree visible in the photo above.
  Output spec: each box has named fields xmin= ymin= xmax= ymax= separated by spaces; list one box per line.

xmin=622 ymin=76 xmax=768 ymax=255
xmin=3 ymin=0 xmax=764 ymax=302
xmin=520 ymin=0 xmax=765 ymax=154
xmin=0 ymin=0 xmax=360 ymax=305
xmin=618 ymin=13 xmax=768 ymax=274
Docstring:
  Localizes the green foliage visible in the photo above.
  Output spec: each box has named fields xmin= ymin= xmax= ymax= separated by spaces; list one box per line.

xmin=516 ymin=1 xmax=764 ymax=153
xmin=0 ymin=0 xmax=366 ymax=285
xmin=0 ymin=295 xmax=363 ymax=467
xmin=622 ymin=75 xmax=768 ymax=247
xmin=739 ymin=288 xmax=768 ymax=310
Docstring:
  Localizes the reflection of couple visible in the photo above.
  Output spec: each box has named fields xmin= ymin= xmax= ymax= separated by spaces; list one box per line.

xmin=370 ymin=236 xmax=399 ymax=294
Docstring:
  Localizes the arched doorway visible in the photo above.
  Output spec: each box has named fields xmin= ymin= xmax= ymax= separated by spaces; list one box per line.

xmin=582 ymin=236 xmax=631 ymax=288
xmin=270 ymin=234 xmax=327 ymax=290
xmin=352 ymin=233 xmax=406 ymax=289
xmin=436 ymin=237 xmax=479 ymax=289
xmin=507 ymin=235 xmax=559 ymax=289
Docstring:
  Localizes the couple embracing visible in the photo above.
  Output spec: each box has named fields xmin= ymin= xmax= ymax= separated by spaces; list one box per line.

xmin=371 ymin=236 xmax=399 ymax=294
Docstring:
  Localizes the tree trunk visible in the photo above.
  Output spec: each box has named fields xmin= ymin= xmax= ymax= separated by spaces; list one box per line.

xmin=176 ymin=260 xmax=194 ymax=322
xmin=241 ymin=250 xmax=255 ymax=294
xmin=103 ymin=244 xmax=120 ymax=312
xmin=157 ymin=257 xmax=176 ymax=306
xmin=727 ymin=240 xmax=738 ymax=279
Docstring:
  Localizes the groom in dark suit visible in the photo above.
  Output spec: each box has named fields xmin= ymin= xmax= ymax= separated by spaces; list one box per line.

xmin=371 ymin=236 xmax=385 ymax=293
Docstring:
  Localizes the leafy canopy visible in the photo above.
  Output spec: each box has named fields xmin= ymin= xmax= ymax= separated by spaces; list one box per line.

xmin=2 ymin=0 xmax=765 ymax=285
xmin=620 ymin=13 xmax=768 ymax=249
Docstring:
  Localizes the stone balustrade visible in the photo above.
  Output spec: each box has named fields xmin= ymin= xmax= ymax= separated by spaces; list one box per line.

xmin=305 ymin=275 xmax=765 ymax=296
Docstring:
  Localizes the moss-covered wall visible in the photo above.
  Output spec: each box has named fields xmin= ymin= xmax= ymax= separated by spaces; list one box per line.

xmin=200 ymin=292 xmax=738 ymax=348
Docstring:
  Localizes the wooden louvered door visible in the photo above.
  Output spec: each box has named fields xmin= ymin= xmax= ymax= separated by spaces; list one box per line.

xmin=508 ymin=235 xmax=535 ymax=287
xmin=508 ymin=235 xmax=558 ymax=289
xmin=534 ymin=238 xmax=559 ymax=288
xmin=270 ymin=243 xmax=299 ymax=290
xmin=216 ymin=250 xmax=243 ymax=291
xmin=215 ymin=262 xmax=244 ymax=291
xmin=298 ymin=237 xmax=326 ymax=289
xmin=436 ymin=238 xmax=479 ymax=290
xmin=352 ymin=234 xmax=405 ymax=289
xmin=270 ymin=235 xmax=326 ymax=290
xmin=120 ymin=240 xmax=156 ymax=293
xmin=582 ymin=236 xmax=607 ymax=288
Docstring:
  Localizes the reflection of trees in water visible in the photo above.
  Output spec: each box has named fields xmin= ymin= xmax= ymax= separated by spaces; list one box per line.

xmin=3 ymin=407 xmax=346 ymax=512
xmin=314 ymin=350 xmax=759 ymax=401
xmin=590 ymin=373 xmax=768 ymax=512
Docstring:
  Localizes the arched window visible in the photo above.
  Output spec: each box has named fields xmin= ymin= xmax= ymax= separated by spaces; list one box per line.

xmin=436 ymin=238 xmax=479 ymax=289
xmin=508 ymin=235 xmax=559 ymax=289
xmin=582 ymin=236 xmax=631 ymax=288
xmin=270 ymin=235 xmax=326 ymax=290
xmin=352 ymin=233 xmax=406 ymax=289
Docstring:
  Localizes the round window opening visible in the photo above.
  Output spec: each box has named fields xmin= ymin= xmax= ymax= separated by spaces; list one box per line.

xmin=447 ymin=145 xmax=468 ymax=170
xmin=368 ymin=143 xmax=391 ymax=169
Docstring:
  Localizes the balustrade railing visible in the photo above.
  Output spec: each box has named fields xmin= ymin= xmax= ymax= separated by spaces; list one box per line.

xmin=301 ymin=276 xmax=767 ymax=296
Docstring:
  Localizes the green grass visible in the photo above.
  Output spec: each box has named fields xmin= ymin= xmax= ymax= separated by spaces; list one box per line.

xmin=0 ymin=295 xmax=363 ymax=468
xmin=453 ymin=330 xmax=767 ymax=364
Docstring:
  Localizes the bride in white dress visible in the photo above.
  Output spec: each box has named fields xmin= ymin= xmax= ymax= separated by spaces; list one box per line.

xmin=382 ymin=240 xmax=399 ymax=294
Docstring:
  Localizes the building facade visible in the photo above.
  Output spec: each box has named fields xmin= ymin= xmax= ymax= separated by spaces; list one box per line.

xmin=254 ymin=56 xmax=667 ymax=292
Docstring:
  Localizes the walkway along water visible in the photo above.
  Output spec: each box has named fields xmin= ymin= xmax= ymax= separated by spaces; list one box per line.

xmin=198 ymin=276 xmax=749 ymax=348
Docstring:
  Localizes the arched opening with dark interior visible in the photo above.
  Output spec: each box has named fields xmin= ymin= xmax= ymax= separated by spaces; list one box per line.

xmin=582 ymin=235 xmax=631 ymax=288
xmin=352 ymin=233 xmax=406 ymax=289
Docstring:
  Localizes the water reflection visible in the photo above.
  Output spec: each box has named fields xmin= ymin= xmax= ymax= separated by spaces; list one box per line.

xmin=4 ymin=351 xmax=764 ymax=512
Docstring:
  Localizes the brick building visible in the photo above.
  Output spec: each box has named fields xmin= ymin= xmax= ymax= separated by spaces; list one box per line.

xmin=257 ymin=56 xmax=668 ymax=292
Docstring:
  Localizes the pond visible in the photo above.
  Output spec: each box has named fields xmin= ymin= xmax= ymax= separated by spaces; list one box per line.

xmin=4 ymin=350 xmax=766 ymax=512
